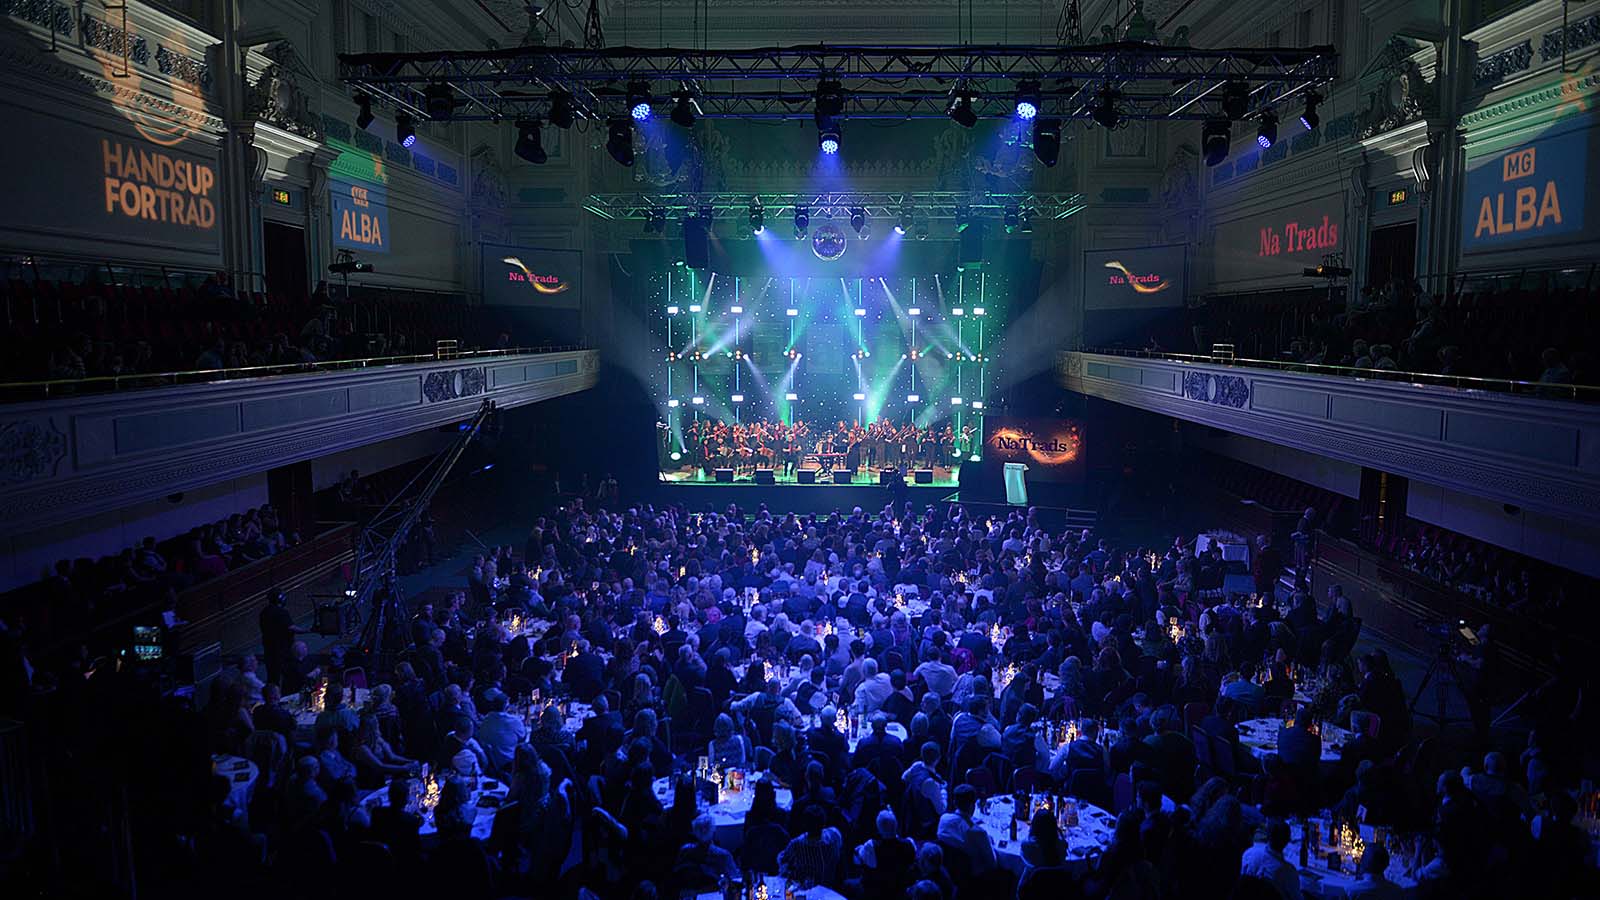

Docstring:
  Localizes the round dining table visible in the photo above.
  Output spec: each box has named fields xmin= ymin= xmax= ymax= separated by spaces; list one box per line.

xmin=845 ymin=720 xmax=909 ymax=754
xmin=693 ymin=874 xmax=846 ymax=900
xmin=1281 ymin=819 xmax=1420 ymax=898
xmin=964 ymin=792 xmax=1120 ymax=874
xmin=653 ymin=773 xmax=793 ymax=848
xmin=284 ymin=687 xmax=372 ymax=733
xmin=362 ymin=776 xmax=510 ymax=844
xmin=212 ymin=753 xmax=258 ymax=810
xmin=1236 ymin=718 xmax=1352 ymax=764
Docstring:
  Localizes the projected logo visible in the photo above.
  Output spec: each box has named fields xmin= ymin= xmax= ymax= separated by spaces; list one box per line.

xmin=502 ymin=256 xmax=570 ymax=295
xmin=987 ymin=423 xmax=1083 ymax=466
xmin=1102 ymin=260 xmax=1170 ymax=294
xmin=812 ymin=223 xmax=848 ymax=261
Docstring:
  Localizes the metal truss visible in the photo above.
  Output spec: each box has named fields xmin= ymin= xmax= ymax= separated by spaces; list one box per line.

xmin=583 ymin=191 xmax=1088 ymax=223
xmin=340 ymin=42 xmax=1336 ymax=124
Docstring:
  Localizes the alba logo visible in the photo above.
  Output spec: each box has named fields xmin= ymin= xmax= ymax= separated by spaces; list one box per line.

xmin=502 ymin=256 xmax=569 ymax=295
xmin=1103 ymin=260 xmax=1169 ymax=294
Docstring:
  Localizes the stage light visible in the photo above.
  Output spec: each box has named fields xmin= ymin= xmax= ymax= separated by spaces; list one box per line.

xmin=645 ymin=208 xmax=667 ymax=233
xmin=971 ymin=400 xmax=984 ymax=410
xmin=819 ymin=127 xmax=841 ymax=155
xmin=907 ymin=393 xmax=921 ymax=402
xmin=951 ymin=397 xmax=963 ymax=405
xmin=785 ymin=392 xmax=799 ymax=401
xmin=814 ymin=79 xmax=845 ymax=119
xmin=1092 ymin=87 xmax=1121 ymax=130
xmin=955 ymin=208 xmax=972 ymax=233
xmin=691 ymin=395 xmax=704 ymax=405
xmin=688 ymin=304 xmax=703 ymax=312
xmin=748 ymin=199 xmax=764 ymax=234
xmin=794 ymin=201 xmax=810 ymax=234
xmin=849 ymin=207 xmax=866 ymax=234
xmin=729 ymin=305 xmax=744 ymax=314
xmin=396 ymin=113 xmax=417 ymax=148
xmin=853 ymin=308 xmax=866 ymax=317
xmin=1032 ymin=118 xmax=1061 ymax=167
xmin=915 ymin=220 xmax=930 ymax=240
xmin=670 ymin=451 xmax=682 ymax=461
xmin=896 ymin=208 xmax=912 ymax=235
xmin=1003 ymin=204 xmax=1020 ymax=233
xmin=606 ymin=118 xmax=634 ymax=166
xmin=670 ymin=90 xmax=699 ymax=127
xmin=1202 ymin=118 xmax=1231 ymax=167
xmin=908 ymin=349 xmax=920 ymax=360
xmin=852 ymin=349 xmax=870 ymax=359
xmin=666 ymin=305 xmax=680 ymax=315
xmin=691 ymin=350 xmax=705 ymax=361
xmin=666 ymin=350 xmax=679 ymax=361
xmin=667 ymin=398 xmax=680 ymax=408
xmin=627 ymin=80 xmax=653 ymax=121
xmin=908 ymin=307 xmax=921 ymax=316
xmin=424 ymin=82 xmax=454 ymax=119
xmin=354 ymin=94 xmax=374 ymax=130
xmin=972 ymin=306 xmax=986 ymax=316
xmin=548 ymin=90 xmax=575 ymax=129
xmin=786 ymin=308 xmax=799 ymax=317
xmin=514 ymin=119 xmax=547 ymax=164
xmin=1256 ymin=110 xmax=1278 ymax=149
xmin=947 ymin=91 xmax=977 ymax=128
xmin=731 ymin=394 xmax=745 ymax=403
xmin=1299 ymin=91 xmax=1321 ymax=131
xmin=853 ymin=392 xmax=866 ymax=401
xmin=1221 ymin=81 xmax=1250 ymax=121
xmin=952 ymin=307 xmax=964 ymax=316
xmin=1014 ymin=80 xmax=1041 ymax=119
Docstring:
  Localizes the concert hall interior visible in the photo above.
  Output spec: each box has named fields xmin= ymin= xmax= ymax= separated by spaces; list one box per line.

xmin=2 ymin=1 xmax=1600 ymax=899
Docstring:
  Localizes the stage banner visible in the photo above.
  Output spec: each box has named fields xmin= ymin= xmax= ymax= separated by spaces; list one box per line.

xmin=330 ymin=179 xmax=389 ymax=254
xmin=482 ymin=242 xmax=582 ymax=309
xmin=1082 ymin=244 xmax=1187 ymax=309
xmin=984 ymin=418 xmax=1086 ymax=483
xmin=1210 ymin=194 xmax=1346 ymax=287
xmin=0 ymin=102 xmax=221 ymax=257
xmin=1461 ymin=114 xmax=1596 ymax=255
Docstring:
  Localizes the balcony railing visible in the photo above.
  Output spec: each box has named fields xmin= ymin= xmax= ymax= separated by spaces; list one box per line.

xmin=1077 ymin=348 xmax=1600 ymax=403
xmin=0 ymin=345 xmax=586 ymax=403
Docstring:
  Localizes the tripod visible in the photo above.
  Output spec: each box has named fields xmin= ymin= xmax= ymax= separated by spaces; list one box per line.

xmin=1409 ymin=637 xmax=1472 ymax=729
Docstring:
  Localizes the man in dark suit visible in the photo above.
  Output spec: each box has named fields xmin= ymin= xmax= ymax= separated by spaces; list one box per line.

xmin=1049 ymin=717 xmax=1106 ymax=784
xmin=564 ymin=639 xmax=606 ymax=702
xmin=368 ymin=778 xmax=423 ymax=862
xmin=413 ymin=627 xmax=447 ymax=690
xmin=1141 ymin=706 xmax=1197 ymax=800
xmin=577 ymin=694 xmax=626 ymax=769
xmin=1275 ymin=713 xmax=1322 ymax=789
xmin=852 ymin=712 xmax=905 ymax=773
xmin=254 ymin=682 xmax=298 ymax=739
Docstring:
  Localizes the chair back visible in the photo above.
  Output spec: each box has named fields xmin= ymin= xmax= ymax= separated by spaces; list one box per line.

xmin=1212 ymin=733 xmax=1238 ymax=779
xmin=1012 ymin=765 xmax=1039 ymax=794
xmin=1182 ymin=701 xmax=1210 ymax=735
xmin=1191 ymin=726 xmax=1214 ymax=773
xmin=964 ymin=765 xmax=998 ymax=798
xmin=1067 ymin=770 xmax=1110 ymax=808
xmin=1111 ymin=772 xmax=1134 ymax=813
xmin=343 ymin=666 xmax=368 ymax=690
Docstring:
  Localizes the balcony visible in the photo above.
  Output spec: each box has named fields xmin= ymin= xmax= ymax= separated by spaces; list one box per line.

xmin=1057 ymin=349 xmax=1600 ymax=525
xmin=0 ymin=348 xmax=598 ymax=536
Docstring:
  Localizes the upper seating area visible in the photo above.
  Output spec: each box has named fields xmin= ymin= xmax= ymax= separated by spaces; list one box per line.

xmin=1153 ymin=270 xmax=1599 ymax=391
xmin=1 ymin=273 xmax=551 ymax=394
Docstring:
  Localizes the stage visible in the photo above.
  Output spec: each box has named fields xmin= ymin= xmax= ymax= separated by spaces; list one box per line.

xmin=660 ymin=463 xmax=959 ymax=488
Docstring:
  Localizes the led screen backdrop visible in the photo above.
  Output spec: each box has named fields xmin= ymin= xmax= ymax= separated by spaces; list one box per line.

xmin=1461 ymin=115 xmax=1596 ymax=255
xmin=1082 ymin=244 xmax=1187 ymax=309
xmin=984 ymin=417 xmax=1086 ymax=483
xmin=0 ymin=103 xmax=221 ymax=257
xmin=1210 ymin=194 xmax=1346 ymax=286
xmin=481 ymin=243 xmax=582 ymax=309
xmin=330 ymin=180 xmax=389 ymax=254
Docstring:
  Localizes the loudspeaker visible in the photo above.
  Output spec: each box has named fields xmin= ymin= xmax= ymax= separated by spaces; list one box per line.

xmin=714 ymin=467 xmax=734 ymax=482
xmin=754 ymin=469 xmax=776 ymax=484
xmin=913 ymin=469 xmax=934 ymax=484
xmin=879 ymin=468 xmax=901 ymax=486
xmin=315 ymin=600 xmax=360 ymax=636
xmin=833 ymin=469 xmax=855 ymax=484
xmin=683 ymin=215 xmax=710 ymax=269
xmin=797 ymin=469 xmax=817 ymax=484
xmin=958 ymin=221 xmax=985 ymax=269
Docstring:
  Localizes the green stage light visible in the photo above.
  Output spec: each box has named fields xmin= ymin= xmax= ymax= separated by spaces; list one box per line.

xmin=670 ymin=451 xmax=682 ymax=461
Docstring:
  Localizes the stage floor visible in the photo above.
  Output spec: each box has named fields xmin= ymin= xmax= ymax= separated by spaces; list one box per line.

xmin=660 ymin=465 xmax=960 ymax=488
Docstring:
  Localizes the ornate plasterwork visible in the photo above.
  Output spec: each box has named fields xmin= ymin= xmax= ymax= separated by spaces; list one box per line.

xmin=1458 ymin=66 xmax=1600 ymax=129
xmin=470 ymin=145 xmax=509 ymax=209
xmin=0 ymin=34 xmax=224 ymax=135
xmin=246 ymin=41 xmax=323 ymax=142
xmin=0 ymin=418 xmax=67 ymax=486
xmin=1356 ymin=37 xmax=1436 ymax=141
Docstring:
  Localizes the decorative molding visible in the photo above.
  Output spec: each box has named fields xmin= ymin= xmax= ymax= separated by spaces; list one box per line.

xmin=246 ymin=40 xmax=323 ymax=141
xmin=422 ymin=367 xmax=488 ymax=402
xmin=1182 ymin=371 xmax=1250 ymax=407
xmin=0 ymin=418 xmax=66 ymax=485
xmin=1474 ymin=39 xmax=1533 ymax=88
xmin=1541 ymin=12 xmax=1600 ymax=61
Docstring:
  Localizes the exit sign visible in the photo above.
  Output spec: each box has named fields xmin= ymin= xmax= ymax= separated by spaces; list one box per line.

xmin=1387 ymin=188 xmax=1408 ymax=206
xmin=271 ymin=188 xmax=291 ymax=205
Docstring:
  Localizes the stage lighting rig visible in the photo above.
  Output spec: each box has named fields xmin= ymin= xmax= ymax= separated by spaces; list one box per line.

xmin=1299 ymin=91 xmax=1321 ymax=131
xmin=395 ymin=113 xmax=416 ymax=148
xmin=1221 ymin=81 xmax=1251 ymax=120
xmin=548 ymin=90 xmax=575 ymax=129
xmin=1256 ymin=109 xmax=1278 ymax=149
xmin=1003 ymin=204 xmax=1020 ymax=233
xmin=514 ymin=120 xmax=547 ymax=164
xmin=819 ymin=125 xmax=841 ymax=155
xmin=1032 ymin=118 xmax=1061 ymax=167
xmin=424 ymin=82 xmax=454 ymax=119
xmin=1014 ymin=80 xmax=1041 ymax=119
xmin=849 ymin=206 xmax=867 ymax=235
xmin=748 ymin=198 xmax=764 ymax=234
xmin=852 ymin=349 xmax=870 ymax=359
xmin=947 ymin=91 xmax=978 ymax=128
xmin=1202 ymin=118 xmax=1231 ymax=167
xmin=1092 ymin=87 xmax=1121 ymax=130
xmin=627 ymin=81 xmax=653 ymax=121
xmin=670 ymin=90 xmax=700 ymax=127
xmin=354 ymin=93 xmax=374 ymax=130
xmin=896 ymin=207 xmax=912 ymax=235
xmin=666 ymin=350 xmax=681 ymax=361
xmin=644 ymin=208 xmax=667 ymax=233
xmin=606 ymin=118 xmax=634 ymax=166
xmin=814 ymin=79 xmax=845 ymax=120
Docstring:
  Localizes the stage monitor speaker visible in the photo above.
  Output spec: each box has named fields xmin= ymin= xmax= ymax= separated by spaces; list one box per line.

xmin=797 ymin=470 xmax=817 ymax=484
xmin=958 ymin=222 xmax=985 ymax=269
xmin=714 ymin=467 xmax=734 ymax=482
xmin=913 ymin=469 xmax=934 ymax=484
xmin=879 ymin=468 xmax=901 ymax=486
xmin=683 ymin=216 xmax=710 ymax=269
xmin=833 ymin=469 xmax=855 ymax=484
xmin=754 ymin=469 xmax=776 ymax=484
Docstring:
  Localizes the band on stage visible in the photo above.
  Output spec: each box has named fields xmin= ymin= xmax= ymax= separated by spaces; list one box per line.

xmin=667 ymin=419 xmax=977 ymax=477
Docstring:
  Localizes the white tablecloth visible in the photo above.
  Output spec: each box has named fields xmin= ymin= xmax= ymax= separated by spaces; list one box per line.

xmin=653 ymin=774 xmax=792 ymax=846
xmin=695 ymin=876 xmax=846 ymax=900
xmin=1282 ymin=821 xmax=1420 ymax=898
xmin=212 ymin=754 xmax=258 ymax=810
xmin=362 ymin=776 xmax=509 ymax=844
xmin=962 ymin=793 xmax=1118 ymax=874
xmin=1236 ymin=718 xmax=1351 ymax=764
xmin=285 ymin=687 xmax=372 ymax=731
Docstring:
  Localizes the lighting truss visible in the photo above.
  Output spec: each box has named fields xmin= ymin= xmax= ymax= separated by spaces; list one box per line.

xmin=584 ymin=191 xmax=1087 ymax=223
xmin=340 ymin=42 xmax=1337 ymax=124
